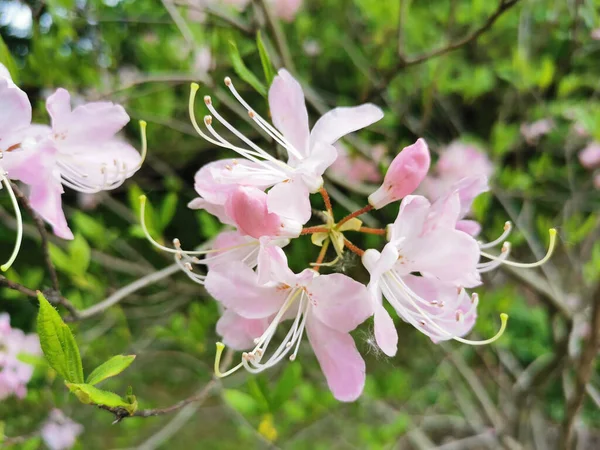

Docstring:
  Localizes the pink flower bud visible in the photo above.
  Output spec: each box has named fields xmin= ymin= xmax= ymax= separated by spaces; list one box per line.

xmin=579 ymin=142 xmax=600 ymax=169
xmin=225 ymin=186 xmax=301 ymax=239
xmin=368 ymin=138 xmax=430 ymax=209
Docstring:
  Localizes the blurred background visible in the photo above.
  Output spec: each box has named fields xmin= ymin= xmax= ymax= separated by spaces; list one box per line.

xmin=1 ymin=0 xmax=600 ymax=448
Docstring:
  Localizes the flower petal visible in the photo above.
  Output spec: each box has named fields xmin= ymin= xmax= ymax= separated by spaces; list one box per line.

xmin=268 ymin=69 xmax=310 ymax=158
xmin=306 ymin=316 xmax=366 ymax=402
xmin=204 ymin=261 xmax=287 ymax=319
xmin=373 ymin=300 xmax=398 ymax=357
xmin=0 ymin=78 xmax=31 ymax=150
xmin=216 ymin=309 xmax=270 ymax=351
xmin=310 ymin=104 xmax=384 ymax=148
xmin=309 ymin=273 xmax=372 ymax=333
xmin=29 ymin=179 xmax=74 ymax=240
xmin=267 ymin=180 xmax=312 ymax=224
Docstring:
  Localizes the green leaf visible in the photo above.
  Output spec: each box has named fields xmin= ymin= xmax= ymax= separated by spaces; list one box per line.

xmin=48 ymin=244 xmax=76 ymax=276
xmin=222 ymin=389 xmax=260 ymax=416
xmin=37 ymin=293 xmax=84 ymax=384
xmin=69 ymin=234 xmax=91 ymax=275
xmin=272 ymin=363 xmax=301 ymax=410
xmin=86 ymin=355 xmax=136 ymax=385
xmin=66 ymin=383 xmax=137 ymax=415
xmin=0 ymin=35 xmax=18 ymax=83
xmin=228 ymin=40 xmax=267 ymax=97
xmin=256 ymin=31 xmax=276 ymax=86
xmin=159 ymin=192 xmax=179 ymax=231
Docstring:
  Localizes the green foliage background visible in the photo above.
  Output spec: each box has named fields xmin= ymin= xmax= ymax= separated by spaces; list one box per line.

xmin=1 ymin=0 xmax=600 ymax=448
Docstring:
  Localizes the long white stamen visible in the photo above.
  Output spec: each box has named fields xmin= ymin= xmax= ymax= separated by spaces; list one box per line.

xmin=479 ymin=221 xmax=512 ymax=249
xmin=224 ymin=77 xmax=304 ymax=161
xmin=480 ymin=228 xmax=557 ymax=269
xmin=382 ymin=273 xmax=508 ymax=346
xmin=1 ymin=174 xmax=23 ymax=271
xmin=477 ymin=242 xmax=511 ymax=273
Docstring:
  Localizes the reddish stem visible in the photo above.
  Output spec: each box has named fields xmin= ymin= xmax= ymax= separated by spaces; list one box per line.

xmin=358 ymin=227 xmax=386 ymax=236
xmin=343 ymin=238 xmax=365 ymax=257
xmin=312 ymin=239 xmax=330 ymax=273
xmin=319 ymin=187 xmax=333 ymax=215
xmin=301 ymin=226 xmax=329 ymax=235
xmin=337 ymin=204 xmax=374 ymax=228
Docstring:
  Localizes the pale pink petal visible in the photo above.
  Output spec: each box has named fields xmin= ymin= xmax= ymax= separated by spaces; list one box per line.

xmin=306 ymin=317 xmax=366 ymax=402
xmin=273 ymin=0 xmax=302 ymax=21
xmin=373 ymin=300 xmax=398 ymax=357
xmin=257 ymin=245 xmax=298 ymax=287
xmin=309 ymin=104 xmax=383 ymax=149
xmin=224 ymin=186 xmax=301 ymax=239
xmin=204 ymin=261 xmax=288 ymax=318
xmin=0 ymin=63 xmax=11 ymax=81
xmin=29 ymin=179 xmax=74 ymax=240
xmin=267 ymin=180 xmax=312 ymax=224
xmin=456 ymin=219 xmax=481 ymax=236
xmin=368 ymin=139 xmax=431 ymax=209
xmin=298 ymin=141 xmax=338 ymax=178
xmin=0 ymin=78 xmax=32 ymax=150
xmin=387 ymin=195 xmax=431 ymax=243
xmin=268 ymin=69 xmax=310 ymax=157
xmin=46 ymin=88 xmax=129 ymax=148
xmin=579 ymin=142 xmax=600 ymax=169
xmin=216 ymin=309 xmax=270 ymax=351
xmin=204 ymin=230 xmax=257 ymax=270
xmin=187 ymin=197 xmax=235 ymax=226
xmin=309 ymin=273 xmax=372 ymax=333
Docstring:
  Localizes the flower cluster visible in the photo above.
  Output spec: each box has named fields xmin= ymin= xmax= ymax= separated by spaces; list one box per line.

xmin=141 ymin=69 xmax=556 ymax=401
xmin=0 ymin=313 xmax=41 ymax=400
xmin=0 ymin=63 xmax=145 ymax=271
xmin=41 ymin=409 xmax=84 ymax=450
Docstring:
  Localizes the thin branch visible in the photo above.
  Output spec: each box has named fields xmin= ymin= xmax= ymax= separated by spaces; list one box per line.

xmin=256 ymin=0 xmax=295 ymax=71
xmin=0 ymin=275 xmax=37 ymax=297
xmin=160 ymin=0 xmax=196 ymax=56
xmin=72 ymin=263 xmax=182 ymax=321
xmin=559 ymin=287 xmax=600 ymax=449
xmin=11 ymin=183 xmax=59 ymax=292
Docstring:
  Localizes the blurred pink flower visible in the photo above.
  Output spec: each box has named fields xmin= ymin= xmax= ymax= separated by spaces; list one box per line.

xmin=270 ymin=0 xmax=302 ymax=21
xmin=520 ymin=119 xmax=554 ymax=145
xmin=0 ymin=313 xmax=41 ymax=400
xmin=578 ymin=142 xmax=600 ymax=169
xmin=193 ymin=46 xmax=213 ymax=76
xmin=206 ymin=246 xmax=372 ymax=401
xmin=329 ymin=143 xmax=383 ymax=184
xmin=591 ymin=28 xmax=600 ymax=40
xmin=41 ymin=409 xmax=84 ymax=450
xmin=368 ymin=139 xmax=430 ymax=209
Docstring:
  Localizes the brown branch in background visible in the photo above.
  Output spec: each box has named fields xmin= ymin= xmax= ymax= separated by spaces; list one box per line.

xmin=10 ymin=183 xmax=60 ymax=292
xmin=559 ymin=287 xmax=600 ymax=449
xmin=0 ymin=275 xmax=38 ymax=297
xmin=370 ymin=0 xmax=520 ymax=99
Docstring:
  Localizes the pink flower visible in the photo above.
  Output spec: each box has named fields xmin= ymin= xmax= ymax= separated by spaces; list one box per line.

xmin=592 ymin=28 xmax=600 ymax=40
xmin=193 ymin=46 xmax=213 ymax=76
xmin=216 ymin=309 xmax=271 ymax=351
xmin=361 ymin=195 xmax=482 ymax=356
xmin=206 ymin=246 xmax=372 ymax=401
xmin=368 ymin=138 xmax=430 ymax=209
xmin=578 ymin=142 xmax=600 ymax=169
xmin=41 ymin=409 xmax=83 ymax=450
xmin=329 ymin=143 xmax=383 ymax=184
xmin=270 ymin=0 xmax=302 ymax=21
xmin=189 ymin=69 xmax=383 ymax=224
xmin=520 ymin=119 xmax=554 ymax=145
xmin=0 ymin=313 xmax=41 ymax=400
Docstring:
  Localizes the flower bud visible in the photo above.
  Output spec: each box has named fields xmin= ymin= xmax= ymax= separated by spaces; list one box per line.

xmin=225 ymin=186 xmax=302 ymax=239
xmin=368 ymin=138 xmax=430 ymax=209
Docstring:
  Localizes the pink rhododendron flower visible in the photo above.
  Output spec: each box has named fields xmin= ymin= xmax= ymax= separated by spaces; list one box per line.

xmin=206 ymin=246 xmax=372 ymax=401
xmin=592 ymin=28 xmax=600 ymax=40
xmin=368 ymin=138 xmax=430 ymax=209
xmin=270 ymin=0 xmax=302 ymax=21
xmin=0 ymin=313 xmax=41 ymax=400
xmin=193 ymin=46 xmax=213 ymax=76
xmin=41 ymin=409 xmax=84 ymax=450
xmin=578 ymin=142 xmax=600 ymax=169
xmin=189 ymin=69 xmax=383 ymax=224
xmin=329 ymin=143 xmax=383 ymax=184
xmin=520 ymin=119 xmax=554 ymax=145
xmin=216 ymin=309 xmax=271 ymax=351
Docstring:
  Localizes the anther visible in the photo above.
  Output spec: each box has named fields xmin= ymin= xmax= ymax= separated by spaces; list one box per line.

xmin=471 ymin=293 xmax=479 ymax=305
xmin=224 ymin=76 xmax=232 ymax=86
xmin=455 ymin=311 xmax=463 ymax=322
xmin=203 ymin=95 xmax=212 ymax=105
xmin=248 ymin=110 xmax=256 ymax=118
xmin=419 ymin=320 xmax=426 ymax=327
xmin=173 ymin=238 xmax=181 ymax=249
xmin=285 ymin=342 xmax=292 ymax=348
xmin=184 ymin=262 xmax=193 ymax=271
xmin=289 ymin=354 xmax=296 ymax=361
xmin=204 ymin=115 xmax=213 ymax=126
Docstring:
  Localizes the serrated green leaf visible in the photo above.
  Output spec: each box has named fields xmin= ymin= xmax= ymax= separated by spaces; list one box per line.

xmin=228 ymin=40 xmax=267 ymax=97
xmin=86 ymin=355 xmax=136 ymax=386
xmin=159 ymin=193 xmax=178 ymax=231
xmin=256 ymin=31 xmax=276 ymax=86
xmin=0 ymin=35 xmax=18 ymax=83
xmin=66 ymin=383 xmax=137 ymax=415
xmin=69 ymin=234 xmax=91 ymax=275
xmin=37 ymin=293 xmax=84 ymax=384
